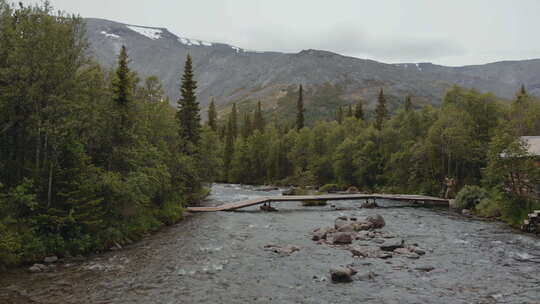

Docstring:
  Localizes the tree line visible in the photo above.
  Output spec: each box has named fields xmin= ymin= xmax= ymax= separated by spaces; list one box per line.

xmin=211 ymin=84 xmax=540 ymax=226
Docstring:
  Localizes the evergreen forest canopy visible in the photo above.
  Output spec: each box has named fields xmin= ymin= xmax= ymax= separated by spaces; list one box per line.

xmin=0 ymin=2 xmax=539 ymax=268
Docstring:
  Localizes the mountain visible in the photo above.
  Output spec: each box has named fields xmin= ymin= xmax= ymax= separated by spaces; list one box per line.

xmin=85 ymin=18 xmax=540 ymax=121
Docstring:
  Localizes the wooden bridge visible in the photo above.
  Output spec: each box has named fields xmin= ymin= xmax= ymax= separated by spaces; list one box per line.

xmin=187 ymin=193 xmax=449 ymax=212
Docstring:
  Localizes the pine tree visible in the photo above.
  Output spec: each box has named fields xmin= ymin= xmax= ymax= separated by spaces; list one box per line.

xmin=347 ymin=104 xmax=353 ymax=117
xmin=112 ymin=46 xmax=131 ymax=108
xmin=296 ymin=85 xmax=305 ymax=130
xmin=208 ymin=98 xmax=217 ymax=131
xmin=111 ymin=45 xmax=136 ymax=173
xmin=404 ymin=95 xmax=412 ymax=112
xmin=254 ymin=100 xmax=265 ymax=131
xmin=375 ymin=88 xmax=388 ymax=130
xmin=230 ymin=103 xmax=238 ymax=138
xmin=241 ymin=111 xmax=252 ymax=139
xmin=354 ymin=101 xmax=364 ymax=120
xmin=177 ymin=54 xmax=201 ymax=148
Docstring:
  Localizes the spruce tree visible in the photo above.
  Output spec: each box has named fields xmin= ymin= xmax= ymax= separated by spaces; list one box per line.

xmin=404 ymin=95 xmax=412 ymax=112
xmin=296 ymin=85 xmax=305 ymax=130
xmin=177 ymin=54 xmax=201 ymax=148
xmin=111 ymin=45 xmax=136 ymax=173
xmin=113 ymin=46 xmax=131 ymax=108
xmin=336 ymin=106 xmax=343 ymax=124
xmin=354 ymin=101 xmax=364 ymax=120
xmin=241 ymin=111 xmax=252 ymax=139
xmin=208 ymin=98 xmax=217 ymax=131
xmin=230 ymin=103 xmax=238 ymax=138
xmin=375 ymin=88 xmax=388 ymax=130
xmin=254 ymin=100 xmax=265 ymax=131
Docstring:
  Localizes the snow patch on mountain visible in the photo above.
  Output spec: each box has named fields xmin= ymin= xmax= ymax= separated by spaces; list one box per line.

xmin=127 ymin=25 xmax=162 ymax=40
xmin=178 ymin=37 xmax=212 ymax=47
xmin=100 ymin=31 xmax=120 ymax=39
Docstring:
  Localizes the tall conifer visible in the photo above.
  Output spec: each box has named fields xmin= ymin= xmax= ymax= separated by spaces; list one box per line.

xmin=208 ymin=98 xmax=217 ymax=131
xmin=296 ymin=85 xmax=305 ymax=130
xmin=177 ymin=54 xmax=200 ymax=147
xmin=230 ymin=103 xmax=238 ymax=138
xmin=375 ymin=88 xmax=388 ymax=130
xmin=254 ymin=100 xmax=265 ymax=131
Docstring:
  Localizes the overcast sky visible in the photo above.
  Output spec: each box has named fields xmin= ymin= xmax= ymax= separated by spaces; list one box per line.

xmin=19 ymin=0 xmax=540 ymax=66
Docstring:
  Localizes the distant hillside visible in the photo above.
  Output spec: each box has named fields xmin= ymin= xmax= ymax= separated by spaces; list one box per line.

xmin=85 ymin=18 xmax=540 ymax=122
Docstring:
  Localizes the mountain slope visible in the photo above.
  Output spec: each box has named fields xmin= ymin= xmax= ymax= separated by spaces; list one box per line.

xmin=85 ymin=18 xmax=540 ymax=120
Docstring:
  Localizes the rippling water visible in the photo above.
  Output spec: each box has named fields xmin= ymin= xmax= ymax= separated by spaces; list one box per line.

xmin=1 ymin=184 xmax=539 ymax=303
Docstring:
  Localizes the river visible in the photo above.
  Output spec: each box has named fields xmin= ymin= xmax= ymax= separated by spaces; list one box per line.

xmin=1 ymin=184 xmax=539 ymax=303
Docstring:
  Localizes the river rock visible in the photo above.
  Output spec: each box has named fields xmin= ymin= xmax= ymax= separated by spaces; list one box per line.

xmin=406 ymin=252 xmax=420 ymax=259
xmin=462 ymin=209 xmax=473 ymax=216
xmin=355 ymin=271 xmax=377 ymax=281
xmin=264 ymin=244 xmax=300 ymax=256
xmin=380 ymin=239 xmax=404 ymax=251
xmin=349 ymin=246 xmax=373 ymax=257
xmin=312 ymin=227 xmax=334 ymax=241
xmin=415 ymin=265 xmax=435 ymax=272
xmin=393 ymin=247 xmax=411 ymax=255
xmin=334 ymin=217 xmax=351 ymax=230
xmin=409 ymin=246 xmax=426 ymax=255
xmin=44 ymin=256 xmax=58 ymax=264
xmin=377 ymin=252 xmax=393 ymax=259
xmin=330 ymin=267 xmax=357 ymax=283
xmin=28 ymin=264 xmax=47 ymax=273
xmin=331 ymin=232 xmax=353 ymax=244
xmin=366 ymin=214 xmax=385 ymax=229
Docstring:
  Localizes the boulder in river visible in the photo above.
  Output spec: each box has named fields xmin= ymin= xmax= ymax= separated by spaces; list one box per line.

xmin=393 ymin=247 xmax=411 ymax=255
xmin=380 ymin=239 xmax=404 ymax=251
xmin=415 ymin=265 xmax=435 ymax=272
xmin=312 ymin=227 xmax=335 ymax=241
xmin=330 ymin=266 xmax=357 ymax=283
xmin=331 ymin=232 xmax=353 ymax=244
xmin=366 ymin=214 xmax=385 ymax=229
xmin=264 ymin=244 xmax=300 ymax=256
xmin=349 ymin=246 xmax=373 ymax=258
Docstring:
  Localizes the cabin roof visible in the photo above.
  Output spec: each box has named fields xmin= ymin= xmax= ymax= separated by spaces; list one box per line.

xmin=522 ymin=136 xmax=540 ymax=156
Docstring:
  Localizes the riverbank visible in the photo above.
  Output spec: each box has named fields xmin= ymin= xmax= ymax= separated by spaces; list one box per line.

xmin=1 ymin=184 xmax=539 ymax=303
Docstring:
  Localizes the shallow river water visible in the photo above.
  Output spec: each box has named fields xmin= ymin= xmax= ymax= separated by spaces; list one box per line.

xmin=1 ymin=184 xmax=540 ymax=304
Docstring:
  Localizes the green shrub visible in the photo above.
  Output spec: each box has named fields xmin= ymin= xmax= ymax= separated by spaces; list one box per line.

xmin=475 ymin=188 xmax=505 ymax=218
xmin=454 ymin=185 xmax=487 ymax=209
xmin=319 ymin=184 xmax=340 ymax=193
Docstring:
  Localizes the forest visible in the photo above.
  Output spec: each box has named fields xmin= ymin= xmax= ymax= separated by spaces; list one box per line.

xmin=1 ymin=2 xmax=539 ymax=268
